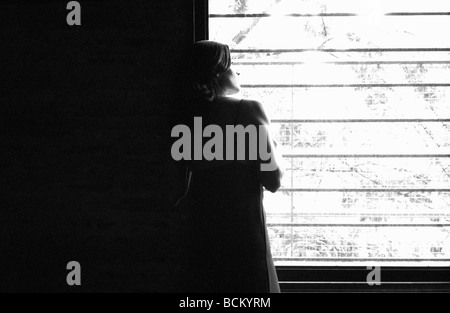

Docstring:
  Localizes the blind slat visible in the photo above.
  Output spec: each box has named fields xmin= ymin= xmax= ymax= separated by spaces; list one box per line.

xmin=211 ymin=12 xmax=450 ymax=18
xmin=267 ymin=223 xmax=450 ymax=227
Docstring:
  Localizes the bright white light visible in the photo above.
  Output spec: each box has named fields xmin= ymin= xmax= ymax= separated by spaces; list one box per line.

xmin=363 ymin=1 xmax=384 ymax=28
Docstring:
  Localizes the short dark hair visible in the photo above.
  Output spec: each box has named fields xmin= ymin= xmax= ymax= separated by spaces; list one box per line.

xmin=191 ymin=41 xmax=231 ymax=101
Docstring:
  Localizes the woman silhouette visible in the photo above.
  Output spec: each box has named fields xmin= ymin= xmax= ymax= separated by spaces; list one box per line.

xmin=178 ymin=40 xmax=284 ymax=293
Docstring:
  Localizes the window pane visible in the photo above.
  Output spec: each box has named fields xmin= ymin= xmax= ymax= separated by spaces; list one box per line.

xmin=210 ymin=0 xmax=450 ymax=15
xmin=211 ymin=16 xmax=450 ymax=49
xmin=234 ymin=63 xmax=450 ymax=85
xmin=264 ymin=191 xmax=450 ymax=220
xmin=269 ymin=226 xmax=450 ymax=266
xmin=271 ymin=123 xmax=450 ymax=155
xmin=281 ymin=158 xmax=450 ymax=189
xmin=240 ymin=87 xmax=450 ymax=120
xmin=209 ymin=0 xmax=450 ymax=266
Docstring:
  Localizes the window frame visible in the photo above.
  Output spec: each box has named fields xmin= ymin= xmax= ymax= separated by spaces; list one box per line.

xmin=193 ymin=0 xmax=450 ymax=292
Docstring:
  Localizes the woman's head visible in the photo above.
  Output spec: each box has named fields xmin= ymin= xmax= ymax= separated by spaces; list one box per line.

xmin=191 ymin=40 xmax=240 ymax=100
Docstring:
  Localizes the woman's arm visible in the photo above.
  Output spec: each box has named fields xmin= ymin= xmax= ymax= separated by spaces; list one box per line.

xmin=243 ymin=100 xmax=284 ymax=193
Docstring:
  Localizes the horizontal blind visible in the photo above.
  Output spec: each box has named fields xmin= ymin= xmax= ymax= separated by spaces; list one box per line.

xmin=209 ymin=0 xmax=450 ymax=266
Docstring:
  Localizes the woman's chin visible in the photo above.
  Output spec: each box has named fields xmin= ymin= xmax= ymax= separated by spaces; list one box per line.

xmin=226 ymin=87 xmax=241 ymax=96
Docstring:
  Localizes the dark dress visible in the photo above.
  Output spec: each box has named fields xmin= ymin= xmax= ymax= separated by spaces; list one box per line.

xmin=184 ymin=98 xmax=280 ymax=293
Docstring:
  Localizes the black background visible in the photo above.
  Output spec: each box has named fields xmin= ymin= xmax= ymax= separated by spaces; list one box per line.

xmin=1 ymin=0 xmax=190 ymax=292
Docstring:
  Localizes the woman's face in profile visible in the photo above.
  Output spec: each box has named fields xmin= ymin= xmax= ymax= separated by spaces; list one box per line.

xmin=218 ymin=68 xmax=240 ymax=96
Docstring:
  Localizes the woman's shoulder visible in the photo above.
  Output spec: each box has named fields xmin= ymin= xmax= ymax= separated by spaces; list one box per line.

xmin=215 ymin=96 xmax=242 ymax=105
xmin=240 ymin=99 xmax=265 ymax=113
xmin=214 ymin=96 xmax=269 ymax=125
xmin=239 ymin=98 xmax=269 ymax=125
xmin=215 ymin=96 xmax=261 ymax=108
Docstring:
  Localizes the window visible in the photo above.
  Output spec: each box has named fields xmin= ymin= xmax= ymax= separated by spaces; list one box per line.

xmin=205 ymin=0 xmax=450 ymax=270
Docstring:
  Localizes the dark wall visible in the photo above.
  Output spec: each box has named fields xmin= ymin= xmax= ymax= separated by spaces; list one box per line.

xmin=1 ymin=0 xmax=191 ymax=292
